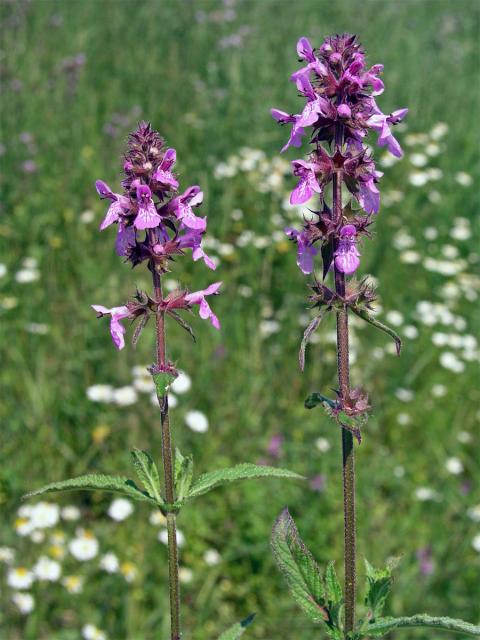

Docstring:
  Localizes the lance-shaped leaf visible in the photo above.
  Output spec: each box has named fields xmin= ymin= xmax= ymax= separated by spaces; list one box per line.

xmin=23 ymin=474 xmax=158 ymax=505
xmin=174 ymin=448 xmax=194 ymax=501
xmin=271 ymin=508 xmax=328 ymax=623
xmin=323 ymin=561 xmax=344 ymax=633
xmin=299 ymin=308 xmax=329 ymax=372
xmin=217 ymin=614 xmax=256 ymax=640
xmin=186 ymin=464 xmax=304 ymax=500
xmin=321 ymin=240 xmax=334 ymax=280
xmin=305 ymin=393 xmax=337 ymax=410
xmin=130 ymin=449 xmax=163 ymax=503
xmin=364 ymin=558 xmax=400 ymax=620
xmin=131 ymin=312 xmax=149 ymax=347
xmin=363 ymin=614 xmax=480 ymax=637
xmin=351 ymin=306 xmax=401 ymax=355
xmin=168 ymin=310 xmax=196 ymax=342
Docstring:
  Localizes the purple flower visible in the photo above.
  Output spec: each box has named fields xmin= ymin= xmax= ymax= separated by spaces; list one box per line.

xmin=357 ymin=178 xmax=381 ymax=214
xmin=270 ymin=109 xmax=306 ymax=152
xmin=177 ymin=227 xmax=216 ymax=270
xmin=170 ymin=186 xmax=207 ymax=231
xmin=334 ymin=225 xmax=360 ymax=275
xmin=416 ymin=546 xmax=434 ymax=577
xmin=290 ymin=160 xmax=321 ymax=205
xmin=368 ymin=107 xmax=408 ymax=158
xmin=135 ymin=184 xmax=161 ymax=230
xmin=152 ymin=148 xmax=179 ymax=190
xmin=267 ymin=434 xmax=284 ymax=459
xmin=96 ymin=180 xmax=130 ymax=229
xmin=285 ymin=227 xmax=318 ymax=274
xmin=91 ymin=304 xmax=131 ymax=350
xmin=309 ymin=474 xmax=326 ymax=492
xmin=185 ymin=282 xmax=222 ymax=329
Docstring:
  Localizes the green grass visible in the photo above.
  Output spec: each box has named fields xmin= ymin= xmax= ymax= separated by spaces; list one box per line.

xmin=0 ymin=0 xmax=479 ymax=638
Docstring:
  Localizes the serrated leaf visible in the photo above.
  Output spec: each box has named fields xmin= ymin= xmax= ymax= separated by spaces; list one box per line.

xmin=23 ymin=474 xmax=158 ymax=504
xmin=131 ymin=449 xmax=162 ymax=503
xmin=364 ymin=558 xmax=399 ymax=620
xmin=299 ymin=308 xmax=329 ymax=371
xmin=271 ymin=508 xmax=328 ymax=623
xmin=174 ymin=448 xmax=194 ymax=501
xmin=186 ymin=464 xmax=304 ymax=500
xmin=324 ymin=561 xmax=343 ymax=606
xmin=217 ymin=614 xmax=256 ymax=639
xmin=364 ymin=615 xmax=480 ymax=637
xmin=351 ymin=306 xmax=401 ymax=356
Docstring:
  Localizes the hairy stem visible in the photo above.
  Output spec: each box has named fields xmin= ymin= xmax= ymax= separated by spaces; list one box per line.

xmin=333 ymin=168 xmax=356 ymax=636
xmin=151 ymin=264 xmax=181 ymax=640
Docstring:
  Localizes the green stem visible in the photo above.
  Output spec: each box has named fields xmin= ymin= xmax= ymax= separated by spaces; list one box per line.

xmin=365 ymin=615 xmax=480 ymax=636
xmin=333 ymin=168 xmax=356 ymax=637
xmin=151 ymin=265 xmax=181 ymax=640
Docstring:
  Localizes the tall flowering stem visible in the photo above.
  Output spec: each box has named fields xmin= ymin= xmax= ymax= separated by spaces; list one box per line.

xmin=271 ymin=34 xmax=407 ymax=637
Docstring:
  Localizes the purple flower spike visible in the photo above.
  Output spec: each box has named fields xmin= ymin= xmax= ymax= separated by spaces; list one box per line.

xmin=285 ymin=227 xmax=318 ymax=274
xmin=185 ymin=282 xmax=222 ymax=329
xmin=171 ymin=186 xmax=207 ymax=231
xmin=334 ymin=225 xmax=360 ymax=275
xmin=290 ymin=160 xmax=321 ymax=205
xmin=91 ymin=304 xmax=131 ymax=350
xmin=152 ymin=148 xmax=179 ymax=190
xmin=134 ymin=184 xmax=161 ymax=230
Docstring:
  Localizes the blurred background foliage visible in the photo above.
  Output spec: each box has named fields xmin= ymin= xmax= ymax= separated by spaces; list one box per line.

xmin=0 ymin=0 xmax=479 ymax=638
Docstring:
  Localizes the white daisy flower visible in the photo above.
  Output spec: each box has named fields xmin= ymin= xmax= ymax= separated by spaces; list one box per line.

xmin=107 ymin=498 xmax=134 ymax=522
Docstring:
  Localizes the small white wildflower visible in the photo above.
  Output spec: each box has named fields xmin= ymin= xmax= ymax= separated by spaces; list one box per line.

xmin=11 ymin=592 xmax=35 ymax=614
xmin=395 ymin=388 xmax=414 ymax=402
xmin=472 ymin=534 xmax=480 ymax=553
xmin=238 ymin=285 xmax=253 ymax=297
xmin=431 ymin=384 xmax=447 ymax=397
xmin=112 ymin=386 xmax=138 ymax=406
xmin=149 ymin=510 xmax=166 ymax=526
xmin=7 ymin=567 xmax=35 ymax=590
xmin=393 ymin=465 xmax=405 ymax=478
xmin=33 ymin=556 xmax=61 ymax=582
xmin=62 ymin=575 xmax=84 ymax=593
xmin=385 ymin=310 xmax=404 ymax=327
xmin=430 ymin=122 xmax=449 ymax=140
xmin=185 ymin=410 xmax=209 ymax=433
xmin=428 ymin=190 xmax=442 ymax=203
xmin=179 ymin=567 xmax=193 ymax=583
xmin=415 ymin=487 xmax=438 ymax=501
xmin=120 ymin=561 xmax=137 ymax=582
xmin=170 ymin=371 xmax=191 ymax=394
xmin=0 ymin=263 xmax=7 ymax=278
xmin=467 ymin=505 xmax=480 ymax=522
xmin=30 ymin=530 xmax=45 ymax=543
xmin=393 ymin=230 xmax=415 ymax=250
xmin=82 ymin=624 xmax=107 ymax=640
xmin=30 ymin=502 xmax=60 ymax=529
xmin=107 ymin=498 xmax=134 ymax=522
xmin=203 ymin=549 xmax=221 ymax=566
xmin=441 ymin=245 xmax=459 ymax=259
xmin=423 ymin=227 xmax=438 ymax=240
xmin=455 ymin=172 xmax=473 ymax=187
xmin=61 ymin=505 xmax=81 ymax=521
xmin=397 ymin=413 xmax=411 ymax=425
xmin=451 ymin=225 xmax=471 ymax=241
xmin=432 ymin=332 xmax=449 ymax=346
xmin=425 ymin=143 xmax=441 ymax=156
xmin=439 ymin=352 xmax=465 ymax=373
xmin=164 ymin=278 xmax=180 ymax=292
xmin=457 ymin=431 xmax=472 ymax=444
xmin=69 ymin=532 xmax=99 ymax=561
xmin=409 ymin=153 xmax=428 ymax=167
xmin=86 ymin=384 xmax=114 ymax=403
xmin=315 ymin=437 xmax=331 ymax=453
xmin=445 ymin=457 xmax=463 ymax=475
xmin=0 ymin=546 xmax=15 ymax=564
xmin=409 ymin=172 xmax=429 ymax=187
xmin=403 ymin=325 xmax=419 ymax=339
xmin=400 ymin=250 xmax=421 ymax=264
xmin=100 ymin=552 xmax=119 ymax=573
xmin=15 ymin=268 xmax=40 ymax=283
xmin=259 ymin=319 xmax=280 ymax=337
xmin=80 ymin=210 xmax=95 ymax=223
xmin=133 ymin=372 xmax=154 ymax=393
xmin=231 ymin=208 xmax=243 ymax=220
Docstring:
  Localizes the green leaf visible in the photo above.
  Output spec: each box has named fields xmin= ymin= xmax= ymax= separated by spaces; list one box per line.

xmin=174 ymin=448 xmax=194 ymax=501
xmin=364 ymin=558 xmax=399 ymax=620
xmin=130 ymin=449 xmax=163 ymax=503
xmin=151 ymin=369 xmax=177 ymax=397
xmin=324 ymin=561 xmax=343 ymax=606
xmin=217 ymin=614 xmax=256 ymax=639
xmin=186 ymin=464 xmax=304 ymax=500
xmin=351 ymin=307 xmax=401 ymax=356
xmin=23 ymin=474 xmax=158 ymax=504
xmin=305 ymin=393 xmax=337 ymax=410
xmin=364 ymin=615 xmax=480 ymax=637
xmin=271 ymin=508 xmax=328 ymax=624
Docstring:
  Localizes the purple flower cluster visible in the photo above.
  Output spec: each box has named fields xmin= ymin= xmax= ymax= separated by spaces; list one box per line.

xmin=93 ymin=122 xmax=221 ymax=349
xmin=272 ymin=34 xmax=407 ymax=276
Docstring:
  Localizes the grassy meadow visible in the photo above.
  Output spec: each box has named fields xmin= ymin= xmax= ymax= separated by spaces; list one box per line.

xmin=0 ymin=0 xmax=479 ymax=638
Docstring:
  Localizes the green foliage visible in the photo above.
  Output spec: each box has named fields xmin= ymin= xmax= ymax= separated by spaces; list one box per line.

xmin=363 ymin=558 xmax=400 ymax=620
xmin=271 ymin=508 xmax=328 ymax=624
xmin=174 ymin=448 xmax=194 ymax=501
xmin=151 ymin=370 xmax=177 ymax=397
xmin=351 ymin=307 xmax=402 ymax=356
xmin=186 ymin=464 xmax=304 ymax=500
xmin=299 ymin=308 xmax=329 ymax=371
xmin=217 ymin=614 xmax=256 ymax=639
xmin=23 ymin=474 xmax=158 ymax=505
xmin=130 ymin=448 xmax=163 ymax=503
xmin=304 ymin=393 xmax=337 ymax=410
xmin=362 ymin=615 xmax=480 ymax=637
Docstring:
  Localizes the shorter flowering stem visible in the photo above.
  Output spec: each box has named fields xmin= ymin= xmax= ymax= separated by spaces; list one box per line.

xmin=152 ymin=265 xmax=181 ymax=640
